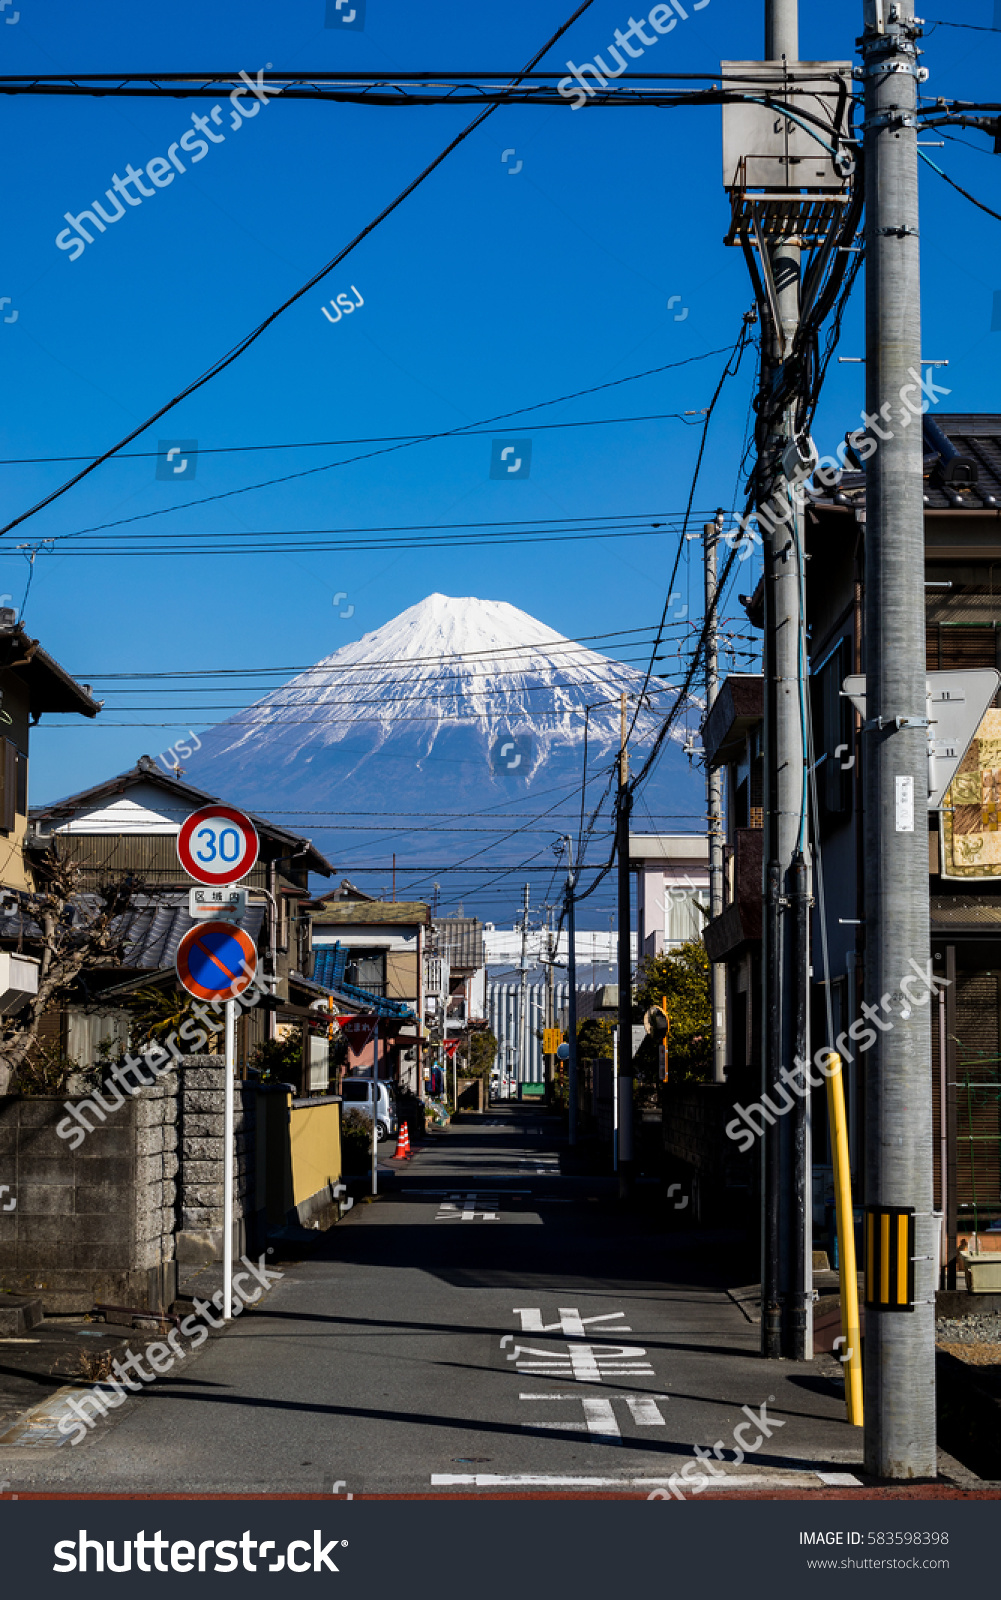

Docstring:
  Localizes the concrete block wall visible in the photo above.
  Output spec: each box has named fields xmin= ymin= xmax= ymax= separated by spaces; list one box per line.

xmin=0 ymin=1078 xmax=178 ymax=1314
xmin=176 ymin=1057 xmax=257 ymax=1265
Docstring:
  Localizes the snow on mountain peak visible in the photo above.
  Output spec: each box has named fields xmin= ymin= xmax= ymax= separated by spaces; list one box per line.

xmin=190 ymin=592 xmax=688 ymax=781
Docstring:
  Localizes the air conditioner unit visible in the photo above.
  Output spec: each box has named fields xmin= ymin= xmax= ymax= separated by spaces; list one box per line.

xmin=0 ymin=952 xmax=39 ymax=1013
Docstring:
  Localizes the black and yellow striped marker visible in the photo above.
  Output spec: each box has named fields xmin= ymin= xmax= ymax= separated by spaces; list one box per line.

xmin=864 ymin=1206 xmax=915 ymax=1312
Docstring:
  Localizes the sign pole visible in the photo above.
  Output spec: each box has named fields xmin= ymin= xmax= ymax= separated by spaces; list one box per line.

xmin=371 ymin=1017 xmax=379 ymax=1197
xmin=223 ymin=997 xmax=236 ymax=1320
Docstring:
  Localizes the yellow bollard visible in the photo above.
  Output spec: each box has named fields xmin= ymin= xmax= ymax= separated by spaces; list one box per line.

xmin=825 ymin=1053 xmax=863 ymax=1426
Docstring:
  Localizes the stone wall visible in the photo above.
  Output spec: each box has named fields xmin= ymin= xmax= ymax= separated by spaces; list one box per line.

xmin=0 ymin=1077 xmax=178 ymax=1314
xmin=176 ymin=1056 xmax=257 ymax=1265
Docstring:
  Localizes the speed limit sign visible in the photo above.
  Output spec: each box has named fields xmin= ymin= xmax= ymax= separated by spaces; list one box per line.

xmin=178 ymin=804 xmax=259 ymax=886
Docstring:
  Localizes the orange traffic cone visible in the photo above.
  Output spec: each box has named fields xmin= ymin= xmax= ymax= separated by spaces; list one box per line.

xmin=393 ymin=1121 xmax=411 ymax=1160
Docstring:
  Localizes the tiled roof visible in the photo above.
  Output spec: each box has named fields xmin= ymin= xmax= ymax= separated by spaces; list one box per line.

xmin=810 ymin=415 xmax=1001 ymax=515
xmin=0 ymin=892 xmax=266 ymax=976
xmin=310 ymin=900 xmax=429 ymax=926
xmin=309 ymin=943 xmax=415 ymax=1018
xmin=311 ymin=944 xmax=348 ymax=988
xmin=111 ymin=895 xmax=266 ymax=970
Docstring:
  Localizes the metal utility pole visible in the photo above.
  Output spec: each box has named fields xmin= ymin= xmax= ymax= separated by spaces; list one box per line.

xmin=616 ymin=692 xmax=634 ymax=1197
xmin=518 ymin=882 xmax=530 ymax=1090
xmin=544 ymin=905 xmax=555 ymax=1099
xmin=565 ymin=837 xmax=579 ymax=1146
xmin=758 ymin=0 xmax=812 ymax=1362
xmin=704 ymin=513 xmax=728 ymax=1085
xmin=861 ymin=0 xmax=936 ymax=1479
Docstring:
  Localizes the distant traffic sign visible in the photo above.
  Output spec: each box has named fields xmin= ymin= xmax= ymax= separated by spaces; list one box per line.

xmin=175 ymin=921 xmax=258 ymax=1001
xmin=178 ymin=804 xmax=259 ymax=886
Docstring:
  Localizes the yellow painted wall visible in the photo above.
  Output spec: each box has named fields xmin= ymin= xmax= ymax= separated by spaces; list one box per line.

xmin=289 ymin=1100 xmax=342 ymax=1206
xmin=0 ymin=674 xmax=32 ymax=894
xmin=386 ymin=949 xmax=417 ymax=1001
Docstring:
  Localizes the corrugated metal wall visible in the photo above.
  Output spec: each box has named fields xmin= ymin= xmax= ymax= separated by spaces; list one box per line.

xmin=486 ymin=982 xmax=595 ymax=1084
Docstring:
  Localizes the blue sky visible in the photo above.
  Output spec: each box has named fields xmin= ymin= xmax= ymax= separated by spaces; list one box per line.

xmin=2 ymin=0 xmax=1000 ymax=921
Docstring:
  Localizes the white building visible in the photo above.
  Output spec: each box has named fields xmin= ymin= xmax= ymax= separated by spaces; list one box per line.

xmin=631 ymin=833 xmax=710 ymax=958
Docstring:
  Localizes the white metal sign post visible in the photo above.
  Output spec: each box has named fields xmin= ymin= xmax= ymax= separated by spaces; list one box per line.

xmin=176 ymin=804 xmax=260 ymax=1322
xmin=372 ymin=1019 xmax=379 ymax=1198
xmin=224 ymin=1000 xmax=236 ymax=1320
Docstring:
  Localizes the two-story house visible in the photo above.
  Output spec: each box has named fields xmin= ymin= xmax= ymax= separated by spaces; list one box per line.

xmin=0 ymin=609 xmax=101 ymax=1020
xmin=704 ymin=414 xmax=1001 ymax=1288
xmin=28 ymin=756 xmax=335 ymax=1084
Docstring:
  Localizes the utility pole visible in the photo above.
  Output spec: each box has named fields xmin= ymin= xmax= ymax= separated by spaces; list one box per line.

xmin=704 ymin=512 xmax=728 ymax=1085
xmin=565 ymin=836 xmax=579 ymax=1145
xmin=861 ymin=0 xmax=936 ymax=1478
xmin=543 ymin=905 xmax=555 ymax=1100
xmin=616 ymin=691 xmax=634 ymax=1198
xmin=758 ymin=0 xmax=812 ymax=1362
xmin=518 ymin=882 xmax=530 ymax=1090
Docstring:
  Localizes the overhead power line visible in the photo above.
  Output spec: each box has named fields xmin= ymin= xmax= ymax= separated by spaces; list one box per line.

xmin=72 ymin=620 xmax=680 ymax=677
xmin=917 ymin=148 xmax=1001 ymax=224
xmin=0 ymin=0 xmax=600 ymax=543
xmin=46 ymin=353 xmax=729 ymax=543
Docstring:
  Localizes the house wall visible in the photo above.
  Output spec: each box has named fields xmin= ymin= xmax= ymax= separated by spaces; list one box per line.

xmin=0 ymin=674 xmax=32 ymax=894
xmin=386 ymin=949 xmax=419 ymax=1002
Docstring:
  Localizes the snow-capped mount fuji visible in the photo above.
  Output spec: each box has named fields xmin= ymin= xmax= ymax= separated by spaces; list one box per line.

xmin=183 ymin=594 xmax=704 ymax=889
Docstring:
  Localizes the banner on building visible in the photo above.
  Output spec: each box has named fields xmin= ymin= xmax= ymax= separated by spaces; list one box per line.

xmin=940 ymin=708 xmax=1001 ymax=879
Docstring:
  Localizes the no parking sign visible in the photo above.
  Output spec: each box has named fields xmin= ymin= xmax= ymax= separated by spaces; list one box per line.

xmin=175 ymin=921 xmax=258 ymax=1001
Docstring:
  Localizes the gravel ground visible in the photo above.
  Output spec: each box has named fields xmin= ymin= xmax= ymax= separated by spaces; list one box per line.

xmin=936 ymin=1309 xmax=1001 ymax=1364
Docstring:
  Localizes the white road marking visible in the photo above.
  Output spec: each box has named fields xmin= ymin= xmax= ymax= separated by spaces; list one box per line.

xmin=432 ymin=1472 xmax=863 ymax=1489
xmin=400 ymin=1188 xmax=530 ymax=1196
xmin=520 ymin=1392 xmax=670 ymax=1436
xmin=514 ymin=1308 xmax=632 ymax=1335
xmin=508 ymin=1342 xmax=653 ymax=1381
xmin=436 ymin=1193 xmax=501 ymax=1221
xmin=520 ymin=1393 xmax=620 ymax=1437
xmin=625 ymin=1395 xmax=667 ymax=1427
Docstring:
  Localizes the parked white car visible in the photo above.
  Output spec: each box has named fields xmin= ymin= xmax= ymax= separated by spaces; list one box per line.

xmin=340 ymin=1077 xmax=398 ymax=1142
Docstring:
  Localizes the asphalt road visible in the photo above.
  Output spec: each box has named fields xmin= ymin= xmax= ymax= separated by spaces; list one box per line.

xmin=0 ymin=1107 xmax=863 ymax=1496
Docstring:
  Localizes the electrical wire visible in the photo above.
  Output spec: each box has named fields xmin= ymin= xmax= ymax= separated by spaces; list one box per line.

xmin=626 ymin=317 xmax=755 ymax=753
xmin=0 ymin=0 xmax=600 ymax=543
xmin=0 ymin=411 xmax=703 ymax=467
xmin=918 ymin=147 xmax=1001 ymax=223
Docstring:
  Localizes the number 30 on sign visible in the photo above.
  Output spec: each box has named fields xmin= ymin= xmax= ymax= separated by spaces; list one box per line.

xmin=177 ymin=804 xmax=259 ymax=886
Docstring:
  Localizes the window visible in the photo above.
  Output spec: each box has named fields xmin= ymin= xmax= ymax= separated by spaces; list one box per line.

xmin=341 ymin=1081 xmax=371 ymax=1103
xmin=346 ymin=950 xmax=387 ymax=996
